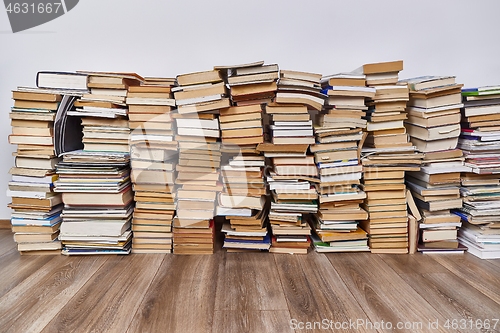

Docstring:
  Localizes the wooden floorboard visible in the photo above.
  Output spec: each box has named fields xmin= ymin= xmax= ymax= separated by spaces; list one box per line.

xmin=275 ymin=252 xmax=373 ymax=333
xmin=429 ymin=254 xmax=500 ymax=305
xmin=214 ymin=252 xmax=288 ymax=311
xmin=0 ymin=255 xmax=108 ymax=333
xmin=212 ymin=310 xmax=294 ymax=333
xmin=126 ymin=254 xmax=219 ymax=333
xmin=380 ymin=254 xmax=500 ymax=333
xmin=0 ymin=251 xmax=54 ymax=298
xmin=326 ymin=253 xmax=453 ymax=333
xmin=41 ymin=254 xmax=164 ymax=333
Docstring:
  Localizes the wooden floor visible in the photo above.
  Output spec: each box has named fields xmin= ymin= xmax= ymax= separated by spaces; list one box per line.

xmin=1 ymin=227 xmax=500 ymax=333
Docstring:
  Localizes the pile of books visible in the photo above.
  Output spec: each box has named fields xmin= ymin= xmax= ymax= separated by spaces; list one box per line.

xmin=72 ymin=72 xmax=143 ymax=153
xmin=219 ymin=154 xmax=269 ymax=252
xmin=402 ymin=76 xmax=467 ymax=253
xmin=219 ymin=61 xmax=278 ymax=107
xmin=406 ymin=149 xmax=467 ymax=253
xmin=217 ymin=61 xmax=276 ymax=148
xmin=7 ymin=87 xmax=65 ymax=254
xmin=218 ymin=151 xmax=268 ymax=252
xmin=55 ymin=150 xmax=133 ymax=255
xmin=256 ymin=70 xmax=324 ymax=253
xmin=309 ymin=72 xmax=373 ymax=252
xmin=402 ymin=76 xmax=463 ymax=152
xmin=215 ymin=62 xmax=275 ymax=251
xmin=360 ymin=60 xmax=420 ymax=254
xmin=171 ymin=69 xmax=227 ymax=254
xmin=267 ymin=70 xmax=323 ymax=145
xmin=55 ymin=72 xmax=141 ymax=255
xmin=258 ymin=143 xmax=316 ymax=254
xmin=127 ymin=80 xmax=177 ymax=253
xmin=455 ymin=85 xmax=500 ymax=258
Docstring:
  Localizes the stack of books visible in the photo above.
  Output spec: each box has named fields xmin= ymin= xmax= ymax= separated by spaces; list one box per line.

xmin=171 ymin=69 xmax=227 ymax=254
xmin=219 ymin=104 xmax=264 ymax=148
xmin=401 ymin=76 xmax=467 ymax=252
xmin=127 ymin=81 xmax=177 ymax=253
xmin=218 ymin=153 xmax=268 ymax=252
xmin=308 ymin=73 xmax=374 ymax=252
xmin=455 ymin=85 xmax=500 ymax=258
xmin=266 ymin=70 xmax=323 ymax=145
xmin=216 ymin=61 xmax=278 ymax=149
xmin=360 ymin=60 xmax=420 ymax=254
xmin=54 ymin=72 xmax=140 ymax=255
xmin=402 ymin=76 xmax=463 ymax=152
xmin=218 ymin=61 xmax=278 ymax=107
xmin=257 ymin=143 xmax=317 ymax=254
xmin=406 ymin=150 xmax=467 ymax=253
xmin=254 ymin=70 xmax=324 ymax=253
xmin=215 ymin=62 xmax=277 ymax=251
xmin=7 ymin=87 xmax=65 ymax=254
xmin=71 ymin=72 xmax=143 ymax=153
xmin=221 ymin=209 xmax=270 ymax=252
xmin=55 ymin=150 xmax=133 ymax=255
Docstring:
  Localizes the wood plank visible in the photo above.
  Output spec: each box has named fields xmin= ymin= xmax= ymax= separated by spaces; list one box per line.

xmin=326 ymin=253 xmax=452 ymax=333
xmin=0 ymin=250 xmax=54 ymax=298
xmin=429 ymin=253 xmax=500 ymax=305
xmin=275 ymin=252 xmax=373 ymax=333
xmin=126 ymin=254 xmax=218 ymax=333
xmin=377 ymin=253 xmax=449 ymax=274
xmin=380 ymin=254 xmax=500 ymax=333
xmin=0 ymin=255 xmax=108 ymax=333
xmin=42 ymin=254 xmax=163 ymax=333
xmin=214 ymin=252 xmax=288 ymax=311
xmin=212 ymin=310 xmax=294 ymax=333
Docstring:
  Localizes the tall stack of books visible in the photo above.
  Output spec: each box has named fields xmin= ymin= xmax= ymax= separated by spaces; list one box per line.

xmin=55 ymin=150 xmax=133 ymax=255
xmin=455 ymin=85 xmax=500 ymax=258
xmin=401 ymin=76 xmax=468 ymax=253
xmin=255 ymin=143 xmax=315 ymax=254
xmin=127 ymin=81 xmax=177 ymax=253
xmin=309 ymin=73 xmax=374 ymax=253
xmin=359 ymin=60 xmax=421 ymax=254
xmin=7 ymin=87 xmax=65 ymax=254
xmin=213 ymin=61 xmax=277 ymax=251
xmin=55 ymin=72 xmax=141 ymax=255
xmin=172 ymin=69 xmax=228 ymax=254
xmin=268 ymin=70 xmax=322 ymax=236
xmin=257 ymin=70 xmax=323 ymax=254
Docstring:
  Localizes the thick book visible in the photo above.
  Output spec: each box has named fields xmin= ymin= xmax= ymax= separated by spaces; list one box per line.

xmin=362 ymin=60 xmax=403 ymax=75
xmin=406 ymin=123 xmax=460 ymax=141
xmin=36 ymin=71 xmax=88 ymax=91
xmin=400 ymin=76 xmax=456 ymax=91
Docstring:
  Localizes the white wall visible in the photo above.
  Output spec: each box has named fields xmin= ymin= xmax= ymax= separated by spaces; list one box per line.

xmin=1 ymin=0 xmax=499 ymax=218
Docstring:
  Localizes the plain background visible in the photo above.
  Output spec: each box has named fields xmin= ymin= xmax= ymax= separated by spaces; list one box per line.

xmin=1 ymin=0 xmax=499 ymax=218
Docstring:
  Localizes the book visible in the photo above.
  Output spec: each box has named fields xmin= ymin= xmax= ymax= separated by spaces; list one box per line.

xmin=36 ymin=71 xmax=88 ymax=91
xmin=362 ymin=60 xmax=404 ymax=75
xmin=400 ymin=76 xmax=456 ymax=91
